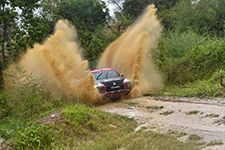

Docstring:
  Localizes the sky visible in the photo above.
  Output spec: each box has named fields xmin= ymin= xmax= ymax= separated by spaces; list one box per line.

xmin=104 ymin=0 xmax=117 ymax=16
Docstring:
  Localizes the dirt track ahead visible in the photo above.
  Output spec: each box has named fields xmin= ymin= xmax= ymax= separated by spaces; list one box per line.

xmin=96 ymin=96 xmax=225 ymax=150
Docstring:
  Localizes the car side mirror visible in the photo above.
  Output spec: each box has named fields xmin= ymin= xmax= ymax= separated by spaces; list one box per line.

xmin=120 ymin=73 xmax=124 ymax=77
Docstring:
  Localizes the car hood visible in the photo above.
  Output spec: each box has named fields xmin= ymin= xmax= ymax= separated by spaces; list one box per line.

xmin=95 ymin=77 xmax=124 ymax=86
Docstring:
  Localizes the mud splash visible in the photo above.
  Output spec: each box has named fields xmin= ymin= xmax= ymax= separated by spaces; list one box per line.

xmin=97 ymin=5 xmax=163 ymax=96
xmin=20 ymin=20 xmax=102 ymax=103
xmin=4 ymin=5 xmax=163 ymax=103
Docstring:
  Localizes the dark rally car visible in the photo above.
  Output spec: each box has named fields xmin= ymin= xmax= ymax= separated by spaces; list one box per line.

xmin=89 ymin=68 xmax=131 ymax=99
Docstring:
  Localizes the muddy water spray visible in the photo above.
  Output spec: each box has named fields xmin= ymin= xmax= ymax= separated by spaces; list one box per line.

xmin=98 ymin=5 xmax=163 ymax=96
xmin=6 ymin=5 xmax=163 ymax=103
xmin=20 ymin=20 xmax=102 ymax=103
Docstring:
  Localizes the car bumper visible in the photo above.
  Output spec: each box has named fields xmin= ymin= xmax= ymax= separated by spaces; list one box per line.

xmin=102 ymin=89 xmax=131 ymax=98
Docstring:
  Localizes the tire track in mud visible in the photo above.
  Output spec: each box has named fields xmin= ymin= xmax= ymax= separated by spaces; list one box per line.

xmin=96 ymin=96 xmax=225 ymax=150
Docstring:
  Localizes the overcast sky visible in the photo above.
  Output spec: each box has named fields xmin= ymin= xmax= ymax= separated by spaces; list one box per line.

xmin=104 ymin=0 xmax=116 ymax=16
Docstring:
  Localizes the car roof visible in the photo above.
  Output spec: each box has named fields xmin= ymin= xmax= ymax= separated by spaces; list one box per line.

xmin=89 ymin=68 xmax=113 ymax=73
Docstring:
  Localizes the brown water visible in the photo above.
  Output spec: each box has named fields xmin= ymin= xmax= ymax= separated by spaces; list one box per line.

xmin=5 ymin=5 xmax=163 ymax=104
xmin=97 ymin=5 xmax=163 ymax=96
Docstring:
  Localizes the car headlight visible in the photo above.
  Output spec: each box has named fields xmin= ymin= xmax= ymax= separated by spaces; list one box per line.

xmin=96 ymin=83 xmax=107 ymax=93
xmin=123 ymin=79 xmax=131 ymax=89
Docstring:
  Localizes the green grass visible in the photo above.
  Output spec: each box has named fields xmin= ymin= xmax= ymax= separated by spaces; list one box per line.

xmin=164 ymin=81 xmax=223 ymax=98
xmin=143 ymin=92 xmax=164 ymax=97
xmin=117 ymin=101 xmax=139 ymax=106
xmin=52 ymin=107 xmax=200 ymax=150
xmin=0 ymin=64 xmax=67 ymax=146
xmin=177 ymin=132 xmax=188 ymax=138
xmin=0 ymin=64 xmax=204 ymax=149
xmin=146 ymin=105 xmax=164 ymax=109
xmin=3 ymin=104 xmax=202 ymax=150
xmin=160 ymin=111 xmax=174 ymax=116
xmin=188 ymin=134 xmax=202 ymax=141
xmin=207 ymin=141 xmax=223 ymax=146
xmin=186 ymin=110 xmax=200 ymax=115
xmin=147 ymin=71 xmax=225 ymax=98
xmin=205 ymin=113 xmax=219 ymax=118
xmin=157 ymin=31 xmax=225 ymax=87
xmin=168 ymin=130 xmax=188 ymax=138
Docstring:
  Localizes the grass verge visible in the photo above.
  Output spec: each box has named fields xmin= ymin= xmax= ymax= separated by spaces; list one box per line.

xmin=145 ymin=73 xmax=225 ymax=99
xmin=5 ymin=104 xmax=201 ymax=150
xmin=0 ymin=64 xmax=204 ymax=149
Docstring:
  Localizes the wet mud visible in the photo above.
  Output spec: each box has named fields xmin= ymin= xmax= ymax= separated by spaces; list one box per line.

xmin=96 ymin=97 xmax=225 ymax=150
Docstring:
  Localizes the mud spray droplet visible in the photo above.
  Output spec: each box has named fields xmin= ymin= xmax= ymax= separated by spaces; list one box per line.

xmin=4 ymin=5 xmax=163 ymax=104
xmin=20 ymin=20 xmax=102 ymax=104
xmin=98 ymin=5 xmax=163 ymax=97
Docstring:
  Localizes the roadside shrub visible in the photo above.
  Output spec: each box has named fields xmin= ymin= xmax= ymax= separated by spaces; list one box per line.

xmin=163 ymin=74 xmax=223 ymax=98
xmin=81 ymin=27 xmax=118 ymax=69
xmin=2 ymin=64 xmax=63 ymax=120
xmin=156 ymin=30 xmax=225 ymax=85
xmin=60 ymin=104 xmax=99 ymax=126
xmin=0 ymin=119 xmax=26 ymax=141
xmin=0 ymin=93 xmax=11 ymax=118
xmin=12 ymin=124 xmax=54 ymax=150
xmin=0 ymin=128 xmax=11 ymax=141
xmin=60 ymin=104 xmax=135 ymax=132
xmin=158 ymin=30 xmax=205 ymax=59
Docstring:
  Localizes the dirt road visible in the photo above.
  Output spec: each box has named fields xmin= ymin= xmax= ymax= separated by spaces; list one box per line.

xmin=96 ymin=96 xmax=225 ymax=150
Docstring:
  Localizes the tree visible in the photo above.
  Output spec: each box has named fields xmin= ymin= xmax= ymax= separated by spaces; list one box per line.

xmin=123 ymin=0 xmax=152 ymax=19
xmin=207 ymin=0 xmax=225 ymax=37
xmin=172 ymin=0 xmax=225 ymax=37
xmin=56 ymin=0 xmax=109 ymax=32
xmin=121 ymin=0 xmax=180 ymax=31
xmin=106 ymin=0 xmax=124 ymax=11
xmin=0 ymin=0 xmax=50 ymax=84
xmin=19 ymin=0 xmax=50 ymax=46
xmin=0 ymin=0 xmax=16 ymax=67
xmin=53 ymin=0 xmax=111 ymax=68
xmin=151 ymin=0 xmax=181 ymax=31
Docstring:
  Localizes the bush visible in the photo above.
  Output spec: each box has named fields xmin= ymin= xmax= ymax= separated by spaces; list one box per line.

xmin=2 ymin=64 xmax=64 ymax=120
xmin=12 ymin=124 xmax=54 ymax=150
xmin=81 ymin=28 xmax=118 ymax=69
xmin=0 ymin=93 xmax=11 ymax=118
xmin=158 ymin=30 xmax=206 ymax=58
xmin=0 ymin=119 xmax=26 ymax=141
xmin=156 ymin=30 xmax=225 ymax=85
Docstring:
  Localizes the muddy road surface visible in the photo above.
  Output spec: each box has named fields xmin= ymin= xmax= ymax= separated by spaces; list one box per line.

xmin=96 ymin=96 xmax=225 ymax=150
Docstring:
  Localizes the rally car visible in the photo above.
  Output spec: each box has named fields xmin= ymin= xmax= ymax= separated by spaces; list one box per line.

xmin=89 ymin=68 xmax=131 ymax=99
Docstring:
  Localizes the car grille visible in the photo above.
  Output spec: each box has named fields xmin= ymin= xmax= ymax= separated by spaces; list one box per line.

xmin=104 ymin=80 xmax=124 ymax=92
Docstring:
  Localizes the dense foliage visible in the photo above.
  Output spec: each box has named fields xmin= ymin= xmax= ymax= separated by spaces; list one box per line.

xmin=41 ymin=0 xmax=114 ymax=68
xmin=156 ymin=31 xmax=225 ymax=84
xmin=0 ymin=0 xmax=49 ymax=73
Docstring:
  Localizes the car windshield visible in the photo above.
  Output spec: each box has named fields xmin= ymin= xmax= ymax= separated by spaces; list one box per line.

xmin=91 ymin=70 xmax=120 ymax=80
